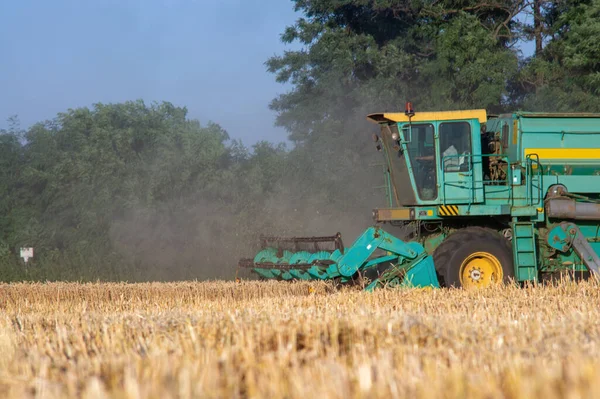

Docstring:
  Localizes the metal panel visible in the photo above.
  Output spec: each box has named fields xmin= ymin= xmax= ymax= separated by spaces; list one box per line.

xmin=375 ymin=208 xmax=412 ymax=221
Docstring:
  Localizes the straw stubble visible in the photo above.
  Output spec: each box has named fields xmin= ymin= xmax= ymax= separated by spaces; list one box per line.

xmin=0 ymin=280 xmax=598 ymax=398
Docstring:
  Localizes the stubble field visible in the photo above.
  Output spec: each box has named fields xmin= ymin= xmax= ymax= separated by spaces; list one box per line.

xmin=0 ymin=280 xmax=599 ymax=398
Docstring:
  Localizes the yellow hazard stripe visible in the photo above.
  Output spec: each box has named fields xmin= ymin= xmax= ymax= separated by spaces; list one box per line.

xmin=438 ymin=205 xmax=459 ymax=216
xmin=524 ymin=148 xmax=600 ymax=160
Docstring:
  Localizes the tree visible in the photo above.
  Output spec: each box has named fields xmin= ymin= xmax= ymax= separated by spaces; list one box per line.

xmin=516 ymin=0 xmax=600 ymax=111
xmin=0 ymin=118 xmax=25 ymax=264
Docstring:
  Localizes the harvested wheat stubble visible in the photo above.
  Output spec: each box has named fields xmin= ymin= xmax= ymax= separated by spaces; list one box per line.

xmin=0 ymin=280 xmax=599 ymax=399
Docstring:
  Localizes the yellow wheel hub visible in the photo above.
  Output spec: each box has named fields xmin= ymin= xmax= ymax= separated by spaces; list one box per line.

xmin=459 ymin=252 xmax=503 ymax=288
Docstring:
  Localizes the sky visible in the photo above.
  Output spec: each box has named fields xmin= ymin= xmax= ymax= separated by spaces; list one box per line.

xmin=0 ymin=0 xmax=300 ymax=146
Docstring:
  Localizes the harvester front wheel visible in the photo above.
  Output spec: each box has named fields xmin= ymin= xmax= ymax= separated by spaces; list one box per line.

xmin=433 ymin=227 xmax=514 ymax=289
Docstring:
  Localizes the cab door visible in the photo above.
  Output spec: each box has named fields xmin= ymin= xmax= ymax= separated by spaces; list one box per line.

xmin=437 ymin=120 xmax=484 ymax=204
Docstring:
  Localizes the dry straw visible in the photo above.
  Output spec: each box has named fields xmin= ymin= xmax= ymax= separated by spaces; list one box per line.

xmin=0 ymin=279 xmax=598 ymax=398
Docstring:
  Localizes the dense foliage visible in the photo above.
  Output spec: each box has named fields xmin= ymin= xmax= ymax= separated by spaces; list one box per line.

xmin=2 ymin=0 xmax=600 ymax=281
xmin=0 ymin=102 xmax=295 ymax=280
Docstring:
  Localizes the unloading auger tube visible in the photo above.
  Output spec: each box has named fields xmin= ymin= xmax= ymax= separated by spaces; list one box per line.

xmin=237 ymin=226 xmax=440 ymax=291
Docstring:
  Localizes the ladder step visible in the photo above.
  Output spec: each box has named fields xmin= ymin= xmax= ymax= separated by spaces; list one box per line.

xmin=512 ymin=223 xmax=538 ymax=280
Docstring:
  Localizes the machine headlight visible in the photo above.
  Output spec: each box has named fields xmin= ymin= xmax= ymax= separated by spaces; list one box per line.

xmin=391 ymin=132 xmax=399 ymax=141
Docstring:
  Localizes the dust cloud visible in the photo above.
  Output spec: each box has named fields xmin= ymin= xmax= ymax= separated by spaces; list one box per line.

xmin=107 ymin=150 xmax=385 ymax=281
xmin=108 ymin=187 xmax=378 ymax=281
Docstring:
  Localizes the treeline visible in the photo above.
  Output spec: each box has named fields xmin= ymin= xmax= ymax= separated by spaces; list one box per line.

xmin=2 ymin=0 xmax=600 ymax=281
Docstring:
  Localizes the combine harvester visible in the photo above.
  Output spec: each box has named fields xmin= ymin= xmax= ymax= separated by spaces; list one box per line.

xmin=238 ymin=104 xmax=600 ymax=290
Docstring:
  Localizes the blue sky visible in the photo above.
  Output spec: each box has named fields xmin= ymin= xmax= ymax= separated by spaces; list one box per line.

xmin=0 ymin=0 xmax=300 ymax=145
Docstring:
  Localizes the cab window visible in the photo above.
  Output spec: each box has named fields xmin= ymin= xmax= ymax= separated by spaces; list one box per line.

xmin=439 ymin=122 xmax=472 ymax=172
xmin=405 ymin=123 xmax=437 ymax=200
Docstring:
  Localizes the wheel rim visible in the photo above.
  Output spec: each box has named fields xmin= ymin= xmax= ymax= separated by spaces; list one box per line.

xmin=459 ymin=251 xmax=503 ymax=288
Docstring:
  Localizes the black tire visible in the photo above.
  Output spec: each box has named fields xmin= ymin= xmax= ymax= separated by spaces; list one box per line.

xmin=433 ymin=226 xmax=514 ymax=288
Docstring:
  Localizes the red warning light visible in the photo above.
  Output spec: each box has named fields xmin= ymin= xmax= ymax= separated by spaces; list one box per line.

xmin=405 ymin=102 xmax=415 ymax=117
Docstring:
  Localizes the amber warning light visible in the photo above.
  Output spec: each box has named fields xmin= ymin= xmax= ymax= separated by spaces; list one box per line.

xmin=405 ymin=102 xmax=415 ymax=117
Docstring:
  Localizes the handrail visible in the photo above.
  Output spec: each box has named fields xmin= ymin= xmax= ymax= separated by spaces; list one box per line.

xmin=440 ymin=153 xmax=512 ymax=204
xmin=525 ymin=154 xmax=542 ymax=206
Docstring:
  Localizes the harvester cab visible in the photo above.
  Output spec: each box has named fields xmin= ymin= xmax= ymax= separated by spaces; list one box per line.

xmin=239 ymin=104 xmax=600 ymax=290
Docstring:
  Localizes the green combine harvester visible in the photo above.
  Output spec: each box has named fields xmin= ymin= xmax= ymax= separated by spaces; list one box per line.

xmin=238 ymin=104 xmax=600 ymax=290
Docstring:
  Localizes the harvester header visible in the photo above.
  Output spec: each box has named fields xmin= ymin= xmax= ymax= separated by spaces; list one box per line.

xmin=239 ymin=105 xmax=600 ymax=290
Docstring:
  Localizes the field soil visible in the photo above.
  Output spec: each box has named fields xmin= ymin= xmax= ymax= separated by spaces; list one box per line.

xmin=0 ymin=280 xmax=599 ymax=398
